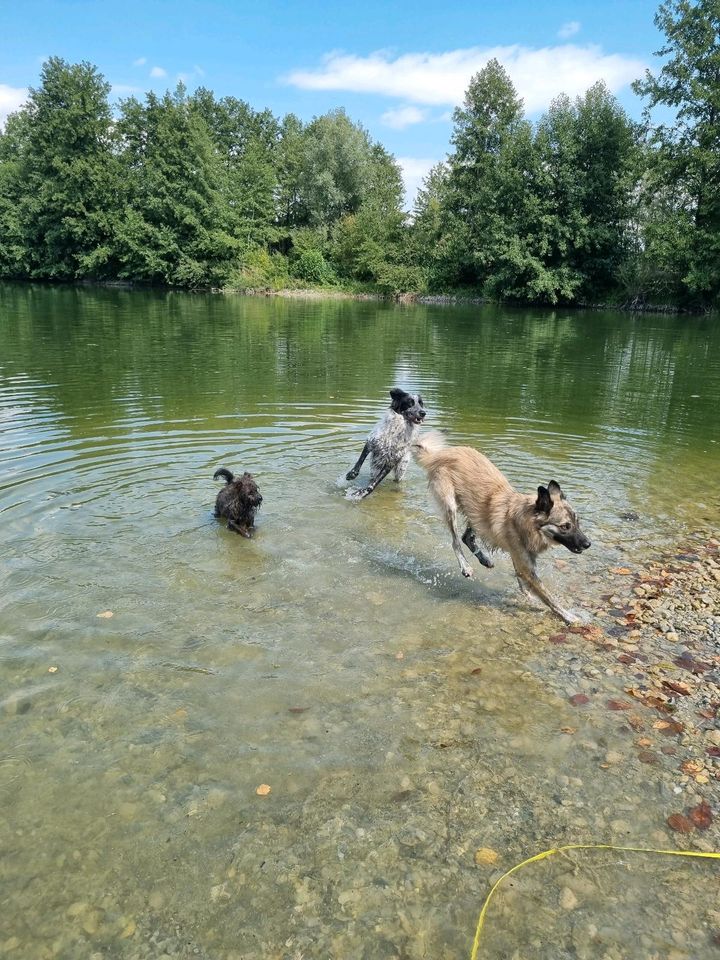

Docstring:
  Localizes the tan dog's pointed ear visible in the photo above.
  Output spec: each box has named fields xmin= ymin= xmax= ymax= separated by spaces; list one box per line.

xmin=535 ymin=485 xmax=552 ymax=514
xmin=548 ymin=480 xmax=564 ymax=501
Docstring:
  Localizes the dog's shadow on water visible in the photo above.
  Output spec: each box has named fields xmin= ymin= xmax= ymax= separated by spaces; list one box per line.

xmin=360 ymin=541 xmax=512 ymax=613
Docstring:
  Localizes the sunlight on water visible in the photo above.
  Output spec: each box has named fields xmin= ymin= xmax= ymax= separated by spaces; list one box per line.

xmin=1 ymin=285 xmax=719 ymax=958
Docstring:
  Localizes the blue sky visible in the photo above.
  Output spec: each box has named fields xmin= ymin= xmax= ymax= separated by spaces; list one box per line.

xmin=0 ymin=0 xmax=664 ymax=203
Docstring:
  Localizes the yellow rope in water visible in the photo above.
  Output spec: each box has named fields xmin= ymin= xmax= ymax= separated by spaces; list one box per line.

xmin=470 ymin=843 xmax=720 ymax=960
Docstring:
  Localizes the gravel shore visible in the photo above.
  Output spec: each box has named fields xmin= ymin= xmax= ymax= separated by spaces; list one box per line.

xmin=534 ymin=533 xmax=719 ymax=845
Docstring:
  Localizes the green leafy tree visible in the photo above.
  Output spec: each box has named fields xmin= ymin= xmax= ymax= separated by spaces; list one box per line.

xmin=410 ymin=162 xmax=464 ymax=289
xmin=533 ymin=84 xmax=636 ymax=302
xmin=115 ymin=85 xmax=240 ymax=286
xmin=482 ymin=118 xmax=570 ymax=303
xmin=1 ymin=57 xmax=120 ymax=279
xmin=444 ymin=59 xmax=526 ymax=289
xmin=0 ymin=112 xmax=30 ymax=277
xmin=190 ymin=90 xmax=278 ymax=248
xmin=633 ymin=0 xmax=720 ymax=305
xmin=573 ymin=82 xmax=637 ymax=299
xmin=330 ymin=144 xmax=415 ymax=289
xmin=275 ymin=113 xmax=306 ymax=232
xmin=297 ymin=109 xmax=374 ymax=227
xmin=534 ymin=95 xmax=588 ymax=292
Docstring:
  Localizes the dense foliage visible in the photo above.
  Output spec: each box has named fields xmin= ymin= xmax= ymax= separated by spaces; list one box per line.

xmin=0 ymin=1 xmax=718 ymax=308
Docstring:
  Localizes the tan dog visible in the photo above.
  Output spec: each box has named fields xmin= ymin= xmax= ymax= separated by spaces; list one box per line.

xmin=412 ymin=433 xmax=591 ymax=624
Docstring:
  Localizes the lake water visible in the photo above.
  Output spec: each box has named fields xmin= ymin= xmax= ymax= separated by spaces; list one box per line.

xmin=1 ymin=284 xmax=719 ymax=959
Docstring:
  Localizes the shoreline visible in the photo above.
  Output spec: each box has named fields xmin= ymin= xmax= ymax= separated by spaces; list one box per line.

xmin=227 ymin=285 xmax=701 ymax=315
xmin=535 ymin=532 xmax=720 ymax=841
xmin=1 ymin=278 xmax=708 ymax=315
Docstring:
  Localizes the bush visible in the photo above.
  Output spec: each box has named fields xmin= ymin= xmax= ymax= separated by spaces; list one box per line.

xmin=375 ymin=264 xmax=427 ymax=295
xmin=290 ymin=249 xmax=336 ymax=285
xmin=225 ymin=247 xmax=290 ymax=292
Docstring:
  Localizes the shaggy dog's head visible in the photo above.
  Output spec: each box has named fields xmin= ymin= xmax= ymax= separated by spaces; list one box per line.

xmin=235 ymin=472 xmax=263 ymax=510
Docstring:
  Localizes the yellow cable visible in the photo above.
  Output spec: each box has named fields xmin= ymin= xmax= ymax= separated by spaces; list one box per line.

xmin=470 ymin=843 xmax=720 ymax=960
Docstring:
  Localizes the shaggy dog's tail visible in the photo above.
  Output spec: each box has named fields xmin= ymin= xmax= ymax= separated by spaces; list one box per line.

xmin=213 ymin=468 xmax=235 ymax=484
xmin=411 ymin=430 xmax=447 ymax=470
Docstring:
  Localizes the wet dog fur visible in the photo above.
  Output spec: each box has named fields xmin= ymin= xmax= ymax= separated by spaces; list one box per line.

xmin=412 ymin=433 xmax=591 ymax=624
xmin=346 ymin=388 xmax=426 ymax=499
xmin=213 ymin=468 xmax=263 ymax=537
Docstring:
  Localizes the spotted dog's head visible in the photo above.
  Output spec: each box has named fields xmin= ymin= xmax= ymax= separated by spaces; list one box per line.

xmin=534 ymin=480 xmax=591 ymax=554
xmin=389 ymin=388 xmax=426 ymax=426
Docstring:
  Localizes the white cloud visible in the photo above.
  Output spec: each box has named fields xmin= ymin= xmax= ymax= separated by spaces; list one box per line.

xmin=0 ymin=84 xmax=28 ymax=127
xmin=133 ymin=57 xmax=147 ymax=67
xmin=177 ymin=66 xmax=205 ymax=86
xmin=397 ymin=156 xmax=437 ymax=209
xmin=286 ymin=43 xmax=644 ymax=113
xmin=150 ymin=66 xmax=167 ymax=78
xmin=558 ymin=21 xmax=581 ymax=39
xmin=381 ymin=104 xmax=427 ymax=129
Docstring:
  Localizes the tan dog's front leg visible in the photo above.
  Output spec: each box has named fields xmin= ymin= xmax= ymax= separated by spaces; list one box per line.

xmin=511 ymin=555 xmax=578 ymax=625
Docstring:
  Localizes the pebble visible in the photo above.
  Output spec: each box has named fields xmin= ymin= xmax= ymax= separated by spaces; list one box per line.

xmin=148 ymin=891 xmax=164 ymax=910
xmin=210 ymin=883 xmax=230 ymax=903
xmin=560 ymin=887 xmax=578 ymax=910
xmin=82 ymin=909 xmax=102 ymax=935
xmin=118 ymin=803 xmax=137 ymax=820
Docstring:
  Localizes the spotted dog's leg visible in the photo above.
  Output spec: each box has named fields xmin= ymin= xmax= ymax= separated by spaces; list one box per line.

xmin=393 ymin=453 xmax=410 ymax=482
xmin=354 ymin=463 xmax=393 ymax=499
xmin=462 ymin=526 xmax=494 ymax=569
xmin=346 ymin=442 xmax=370 ymax=481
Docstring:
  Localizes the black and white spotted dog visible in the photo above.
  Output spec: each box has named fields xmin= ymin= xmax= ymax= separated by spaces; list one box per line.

xmin=345 ymin=388 xmax=426 ymax=499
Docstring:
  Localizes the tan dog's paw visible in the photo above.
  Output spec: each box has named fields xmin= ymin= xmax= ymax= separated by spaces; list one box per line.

xmin=560 ymin=609 xmax=580 ymax=625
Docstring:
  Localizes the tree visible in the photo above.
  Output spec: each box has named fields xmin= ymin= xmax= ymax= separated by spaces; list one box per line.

xmin=633 ymin=0 xmax=720 ymax=305
xmin=0 ymin=112 xmax=30 ymax=277
xmin=410 ymin=162 xmax=451 ymax=287
xmin=443 ymin=59 xmax=526 ymax=290
xmin=330 ymin=144 xmax=413 ymax=289
xmin=1 ymin=57 xmax=120 ymax=280
xmin=115 ymin=85 xmax=240 ymax=286
xmin=534 ymin=95 xmax=588 ymax=293
xmin=190 ymin=90 xmax=278 ymax=248
xmin=275 ymin=114 xmax=306 ymax=232
xmin=296 ymin=109 xmax=374 ymax=227
xmin=573 ymin=82 xmax=637 ymax=298
xmin=532 ymin=84 xmax=636 ymax=302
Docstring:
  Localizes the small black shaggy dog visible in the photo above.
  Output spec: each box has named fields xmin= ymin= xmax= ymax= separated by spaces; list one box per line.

xmin=213 ymin=468 xmax=263 ymax=537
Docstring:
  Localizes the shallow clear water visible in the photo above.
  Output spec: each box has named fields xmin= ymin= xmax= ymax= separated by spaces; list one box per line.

xmin=1 ymin=285 xmax=719 ymax=959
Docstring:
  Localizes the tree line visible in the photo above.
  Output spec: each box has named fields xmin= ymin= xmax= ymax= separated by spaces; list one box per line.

xmin=0 ymin=0 xmax=718 ymax=309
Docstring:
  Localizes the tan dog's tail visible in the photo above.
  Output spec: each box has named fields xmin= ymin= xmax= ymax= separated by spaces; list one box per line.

xmin=411 ymin=430 xmax=447 ymax=470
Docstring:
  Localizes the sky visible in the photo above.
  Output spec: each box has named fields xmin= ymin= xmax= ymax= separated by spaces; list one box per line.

xmin=0 ymin=0 xmax=665 ymax=205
